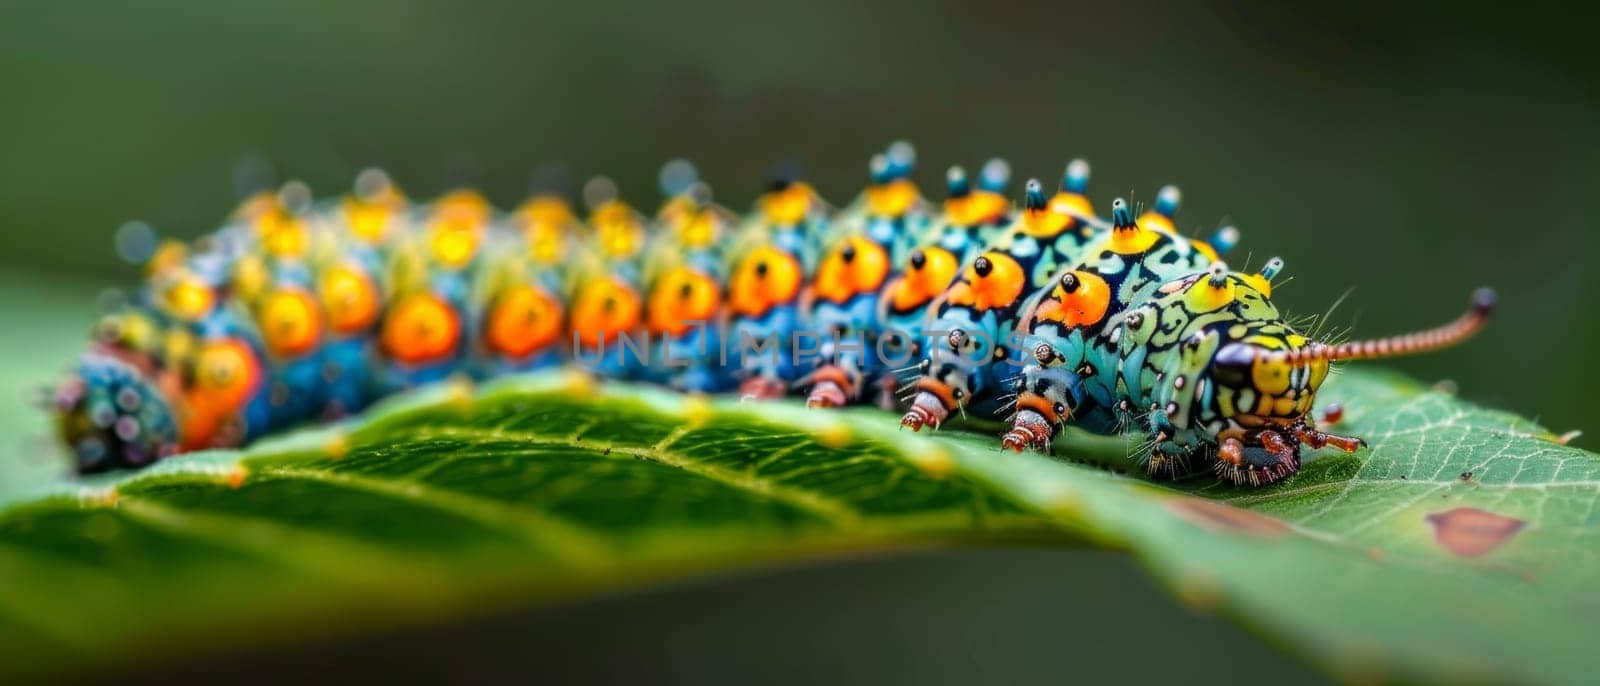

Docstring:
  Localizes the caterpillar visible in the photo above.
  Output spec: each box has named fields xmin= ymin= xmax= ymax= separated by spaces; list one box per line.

xmin=50 ymin=143 xmax=1495 ymax=486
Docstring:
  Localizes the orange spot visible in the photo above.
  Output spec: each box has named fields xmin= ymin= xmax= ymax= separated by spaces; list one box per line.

xmin=945 ymin=190 xmax=1008 ymax=226
xmin=889 ymin=247 xmax=959 ymax=312
xmin=181 ymin=339 xmax=262 ymax=449
xmin=486 ymin=284 xmax=564 ymax=357
xmin=258 ymin=289 xmax=323 ymax=358
xmin=226 ymin=467 xmax=248 ymax=489
xmin=318 ymin=266 xmax=381 ymax=335
xmin=728 ymin=246 xmax=802 ymax=318
xmin=381 ymin=293 xmax=462 ymax=364
xmin=960 ymin=253 xmax=1026 ymax=311
xmin=1426 ymin=507 xmax=1525 ymax=558
xmin=814 ymin=237 xmax=891 ymax=304
xmin=570 ymin=277 xmax=642 ymax=347
xmin=1036 ymin=270 xmax=1111 ymax=327
xmin=647 ymin=267 xmax=721 ymax=337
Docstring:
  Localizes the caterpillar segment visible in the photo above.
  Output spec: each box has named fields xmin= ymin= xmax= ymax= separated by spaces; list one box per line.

xmin=725 ymin=174 xmax=831 ymax=400
xmin=802 ymin=145 xmax=934 ymax=409
xmin=642 ymin=166 xmax=741 ymax=393
xmin=900 ymin=167 xmax=1108 ymax=432
xmin=51 ymin=144 xmax=1495 ymax=489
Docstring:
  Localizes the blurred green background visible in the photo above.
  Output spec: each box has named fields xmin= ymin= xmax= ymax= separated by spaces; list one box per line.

xmin=1 ymin=1 xmax=1594 ymax=681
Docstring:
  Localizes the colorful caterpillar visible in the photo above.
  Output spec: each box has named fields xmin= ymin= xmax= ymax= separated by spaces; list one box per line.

xmin=50 ymin=143 xmax=1495 ymax=486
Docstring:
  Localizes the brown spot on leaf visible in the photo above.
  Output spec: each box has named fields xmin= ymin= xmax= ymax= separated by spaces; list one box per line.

xmin=1426 ymin=507 xmax=1525 ymax=558
xmin=1168 ymin=497 xmax=1289 ymax=538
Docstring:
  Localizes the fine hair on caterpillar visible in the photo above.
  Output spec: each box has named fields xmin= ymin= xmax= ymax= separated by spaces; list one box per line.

xmin=49 ymin=144 xmax=1495 ymax=487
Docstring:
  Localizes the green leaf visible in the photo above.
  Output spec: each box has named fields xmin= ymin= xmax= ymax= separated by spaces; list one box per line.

xmin=0 ymin=366 xmax=1594 ymax=683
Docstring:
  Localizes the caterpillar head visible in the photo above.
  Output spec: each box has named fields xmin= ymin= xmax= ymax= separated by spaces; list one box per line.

xmin=54 ymin=352 xmax=179 ymax=473
xmin=1145 ymin=262 xmax=1495 ymax=485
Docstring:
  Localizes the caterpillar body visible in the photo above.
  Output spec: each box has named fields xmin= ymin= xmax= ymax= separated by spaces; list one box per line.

xmin=51 ymin=143 xmax=1495 ymax=486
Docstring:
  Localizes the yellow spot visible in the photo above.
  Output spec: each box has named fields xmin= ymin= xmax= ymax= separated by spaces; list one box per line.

xmin=865 ymin=178 xmax=918 ymax=217
xmin=445 ymin=375 xmax=475 ymax=410
xmin=1135 ymin=210 xmax=1177 ymax=237
xmin=258 ymin=289 xmax=323 ymax=358
xmin=1108 ymin=224 xmax=1161 ymax=255
xmin=682 ymin=394 xmax=713 ymax=426
xmin=590 ymin=200 xmax=646 ymax=260
xmin=162 ymin=328 xmax=195 ymax=365
xmin=562 ymin=368 xmax=596 ymax=397
xmin=1048 ymin=193 xmax=1093 ymax=223
xmin=256 ymin=208 xmax=311 ymax=257
xmin=759 ymin=182 xmax=817 ymax=225
xmin=162 ymin=274 xmax=216 ymax=322
xmin=678 ymin=211 xmax=718 ymax=248
xmin=225 ymin=467 xmax=249 ymax=489
xmin=1183 ymin=275 xmax=1236 ymax=313
xmin=816 ymin=422 xmax=852 ymax=448
xmin=430 ymin=189 xmax=491 ymax=232
xmin=1019 ymin=205 xmax=1073 ymax=237
xmin=231 ymin=255 xmax=268 ymax=303
xmin=343 ymin=197 xmax=399 ymax=243
xmin=1238 ymin=271 xmax=1273 ymax=297
xmin=429 ymin=226 xmax=481 ymax=269
xmin=91 ymin=487 xmax=119 ymax=507
xmin=916 ymin=448 xmax=955 ymax=479
xmin=318 ymin=266 xmax=381 ymax=335
xmin=325 ymin=435 xmax=350 ymax=459
xmin=146 ymin=240 xmax=187 ymax=276
xmin=516 ymin=196 xmax=578 ymax=263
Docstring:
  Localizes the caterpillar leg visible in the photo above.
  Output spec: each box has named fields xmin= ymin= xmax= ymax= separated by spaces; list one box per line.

xmin=1001 ymin=364 xmax=1077 ymax=451
xmin=1210 ymin=421 xmax=1364 ymax=487
xmin=900 ymin=379 xmax=952 ymax=431
xmin=1143 ymin=432 xmax=1208 ymax=480
xmin=803 ymin=364 xmax=856 ymax=408
xmin=738 ymin=375 xmax=787 ymax=401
